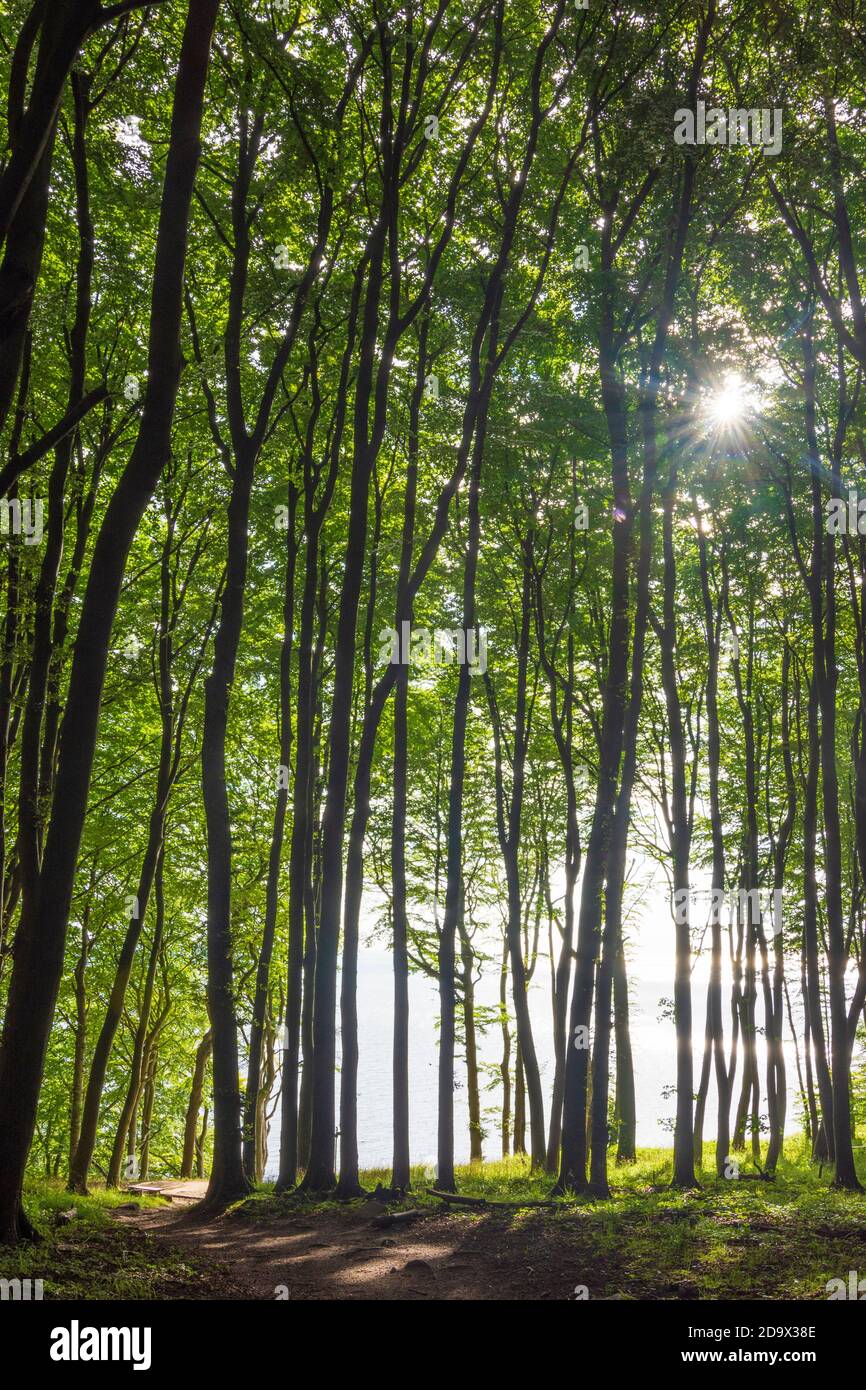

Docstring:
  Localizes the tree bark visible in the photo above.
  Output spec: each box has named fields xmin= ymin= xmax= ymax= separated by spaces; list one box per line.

xmin=181 ymin=1031 xmax=212 ymax=1179
xmin=0 ymin=0 xmax=220 ymax=1245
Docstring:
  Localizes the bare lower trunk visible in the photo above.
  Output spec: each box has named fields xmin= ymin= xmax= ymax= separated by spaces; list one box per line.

xmin=181 ymin=1031 xmax=212 ymax=1179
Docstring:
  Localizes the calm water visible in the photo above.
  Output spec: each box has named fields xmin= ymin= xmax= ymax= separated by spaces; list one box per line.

xmin=265 ymin=903 xmax=807 ymax=1177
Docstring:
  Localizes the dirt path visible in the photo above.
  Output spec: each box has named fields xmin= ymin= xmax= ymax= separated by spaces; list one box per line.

xmin=111 ymin=1199 xmax=585 ymax=1300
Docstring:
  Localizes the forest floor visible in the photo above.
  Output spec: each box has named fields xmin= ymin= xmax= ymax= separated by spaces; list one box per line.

xmin=6 ymin=1147 xmax=866 ymax=1300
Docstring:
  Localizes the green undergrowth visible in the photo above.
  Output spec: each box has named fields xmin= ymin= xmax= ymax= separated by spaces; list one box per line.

xmin=241 ymin=1143 xmax=866 ymax=1299
xmin=0 ymin=1179 xmax=223 ymax=1300
xmin=6 ymin=1146 xmax=866 ymax=1300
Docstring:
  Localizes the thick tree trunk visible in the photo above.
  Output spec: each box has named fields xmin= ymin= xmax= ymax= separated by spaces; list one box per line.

xmin=557 ymin=333 xmax=630 ymax=1194
xmin=0 ymin=0 xmax=220 ymax=1245
xmin=0 ymin=0 xmax=102 ymax=249
xmin=0 ymin=130 xmax=55 ymax=448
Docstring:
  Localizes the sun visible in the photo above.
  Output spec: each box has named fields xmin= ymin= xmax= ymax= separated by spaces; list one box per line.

xmin=705 ymin=373 xmax=748 ymax=427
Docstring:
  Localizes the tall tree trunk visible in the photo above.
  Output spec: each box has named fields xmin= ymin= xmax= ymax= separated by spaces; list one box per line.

xmin=390 ymin=318 xmax=428 ymax=1192
xmin=486 ymin=541 xmax=546 ymax=1169
xmin=200 ymin=446 xmax=255 ymax=1207
xmin=0 ymin=131 xmax=55 ymax=435
xmin=654 ymin=455 xmax=696 ymax=1189
xmin=181 ymin=1030 xmax=212 ymax=1179
xmin=278 ymin=522 xmax=327 ymax=1188
xmin=302 ymin=155 xmax=392 ymax=1192
xmin=499 ymin=936 xmax=511 ymax=1157
xmin=243 ymin=485 xmax=297 ymax=1177
xmin=695 ymin=511 xmax=729 ymax=1175
xmin=139 ymin=1044 xmax=157 ymax=1181
xmin=0 ymin=0 xmax=103 ymax=249
xmin=459 ymin=915 xmax=482 ymax=1164
xmin=534 ymin=467 xmax=581 ymax=1171
xmin=107 ymin=855 xmax=166 ymax=1187
xmin=0 ymin=0 xmax=220 ymax=1245
xmin=68 ymin=913 xmax=91 ymax=1176
xmin=613 ymin=940 xmax=636 ymax=1163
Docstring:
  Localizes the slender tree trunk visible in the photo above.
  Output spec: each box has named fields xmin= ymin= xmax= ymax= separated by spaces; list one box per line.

xmin=181 ymin=1031 xmax=212 ymax=1179
xmin=806 ymin=325 xmax=862 ymax=1189
xmin=459 ymin=919 xmax=482 ymax=1164
xmin=613 ymin=941 xmax=636 ymax=1163
xmin=390 ymin=319 xmax=428 ymax=1191
xmin=499 ymin=936 xmax=511 ymax=1157
xmin=486 ymin=544 xmax=546 ymax=1169
xmin=139 ymin=1045 xmax=157 ymax=1181
xmin=513 ymin=1044 xmax=526 ymax=1156
xmin=244 ymin=485 xmax=297 ymax=1177
xmin=695 ymin=514 xmax=729 ymax=1175
xmin=68 ymin=915 xmax=90 ymax=1176
xmin=200 ymin=447 xmax=255 ymax=1207
xmin=70 ymin=773 xmax=171 ymax=1191
xmin=278 ymin=523 xmax=325 ymax=1188
xmin=196 ymin=1108 xmax=209 ymax=1179
xmin=439 ymin=409 xmax=489 ymax=1189
xmin=655 ymin=458 xmax=696 ymax=1189
xmin=107 ymin=856 xmax=166 ymax=1187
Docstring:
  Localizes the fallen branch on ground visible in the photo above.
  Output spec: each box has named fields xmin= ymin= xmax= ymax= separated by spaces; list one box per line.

xmin=426 ymin=1188 xmax=566 ymax=1209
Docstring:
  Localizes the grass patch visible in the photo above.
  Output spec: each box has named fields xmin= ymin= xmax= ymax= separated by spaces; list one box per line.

xmin=242 ymin=1142 xmax=866 ymax=1298
xmin=6 ymin=1146 xmax=865 ymax=1300
xmin=0 ymin=1179 xmax=236 ymax=1300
